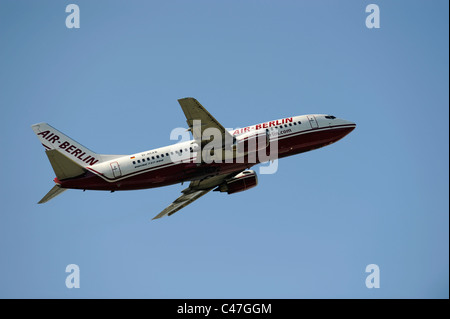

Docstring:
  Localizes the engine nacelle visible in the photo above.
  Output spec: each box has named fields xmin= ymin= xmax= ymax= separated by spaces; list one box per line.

xmin=214 ymin=170 xmax=258 ymax=194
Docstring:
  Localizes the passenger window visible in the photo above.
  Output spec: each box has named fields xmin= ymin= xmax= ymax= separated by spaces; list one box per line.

xmin=166 ymin=153 xmax=169 ymax=156
xmin=147 ymin=158 xmax=150 ymax=161
xmin=289 ymin=123 xmax=292 ymax=126
xmin=132 ymin=161 xmax=136 ymax=164
xmin=161 ymin=154 xmax=164 ymax=158
xmin=298 ymin=121 xmax=301 ymax=125
xmin=156 ymin=155 xmax=159 ymax=159
xmin=142 ymin=159 xmax=145 ymax=162
xmin=137 ymin=160 xmax=141 ymax=163
xmin=152 ymin=156 xmax=155 ymax=160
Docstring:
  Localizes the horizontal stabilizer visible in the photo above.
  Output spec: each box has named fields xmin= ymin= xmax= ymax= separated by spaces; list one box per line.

xmin=38 ymin=185 xmax=67 ymax=204
xmin=45 ymin=149 xmax=86 ymax=180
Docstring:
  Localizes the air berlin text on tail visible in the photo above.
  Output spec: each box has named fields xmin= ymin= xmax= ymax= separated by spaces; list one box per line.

xmin=37 ymin=130 xmax=99 ymax=165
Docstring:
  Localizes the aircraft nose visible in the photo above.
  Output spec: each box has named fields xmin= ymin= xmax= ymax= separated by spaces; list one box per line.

xmin=337 ymin=119 xmax=356 ymax=137
xmin=349 ymin=121 xmax=356 ymax=130
xmin=342 ymin=119 xmax=356 ymax=130
xmin=330 ymin=119 xmax=356 ymax=142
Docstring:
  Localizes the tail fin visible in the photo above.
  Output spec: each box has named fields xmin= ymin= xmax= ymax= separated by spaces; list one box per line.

xmin=31 ymin=122 xmax=122 ymax=167
xmin=38 ymin=185 xmax=67 ymax=204
xmin=32 ymin=122 xmax=102 ymax=166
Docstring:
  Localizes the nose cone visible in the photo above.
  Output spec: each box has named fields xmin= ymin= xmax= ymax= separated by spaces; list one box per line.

xmin=338 ymin=118 xmax=356 ymax=133
xmin=329 ymin=118 xmax=356 ymax=143
xmin=340 ymin=119 xmax=356 ymax=128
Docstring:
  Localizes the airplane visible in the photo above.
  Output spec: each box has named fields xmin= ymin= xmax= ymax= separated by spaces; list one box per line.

xmin=32 ymin=97 xmax=356 ymax=220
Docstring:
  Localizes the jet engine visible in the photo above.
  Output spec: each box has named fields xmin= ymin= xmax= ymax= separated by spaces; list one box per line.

xmin=214 ymin=170 xmax=258 ymax=194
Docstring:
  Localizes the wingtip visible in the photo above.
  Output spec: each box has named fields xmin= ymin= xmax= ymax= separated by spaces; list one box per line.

xmin=151 ymin=214 xmax=165 ymax=221
xmin=178 ymin=97 xmax=195 ymax=102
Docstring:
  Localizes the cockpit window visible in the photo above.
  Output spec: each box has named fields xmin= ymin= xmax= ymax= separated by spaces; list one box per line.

xmin=325 ymin=115 xmax=336 ymax=119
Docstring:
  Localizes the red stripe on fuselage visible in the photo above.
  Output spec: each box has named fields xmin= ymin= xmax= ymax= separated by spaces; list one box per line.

xmin=57 ymin=125 xmax=355 ymax=191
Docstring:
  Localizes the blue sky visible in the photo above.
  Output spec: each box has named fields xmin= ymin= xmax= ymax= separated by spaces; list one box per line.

xmin=0 ymin=0 xmax=448 ymax=298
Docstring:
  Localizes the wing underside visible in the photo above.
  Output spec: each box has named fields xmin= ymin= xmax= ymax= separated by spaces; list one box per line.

xmin=152 ymin=189 xmax=212 ymax=220
xmin=152 ymin=171 xmax=243 ymax=220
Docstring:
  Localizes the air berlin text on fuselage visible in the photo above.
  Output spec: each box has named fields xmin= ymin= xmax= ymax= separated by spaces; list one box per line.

xmin=37 ymin=130 xmax=99 ymax=165
xmin=232 ymin=117 xmax=293 ymax=135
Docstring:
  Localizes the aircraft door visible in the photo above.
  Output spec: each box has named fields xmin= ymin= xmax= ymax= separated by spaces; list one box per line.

xmin=110 ymin=161 xmax=122 ymax=178
xmin=307 ymin=115 xmax=318 ymax=129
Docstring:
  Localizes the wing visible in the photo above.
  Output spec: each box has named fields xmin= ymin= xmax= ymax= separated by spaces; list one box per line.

xmin=178 ymin=97 xmax=234 ymax=145
xmin=151 ymin=188 xmax=212 ymax=220
xmin=152 ymin=171 xmax=243 ymax=220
